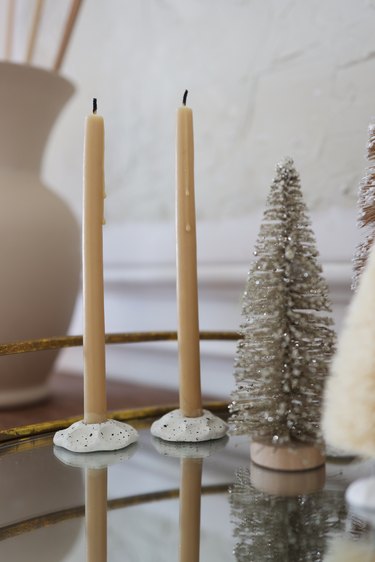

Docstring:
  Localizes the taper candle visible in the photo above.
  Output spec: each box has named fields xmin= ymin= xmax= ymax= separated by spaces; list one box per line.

xmin=83 ymin=98 xmax=107 ymax=424
xmin=176 ymin=90 xmax=203 ymax=418
xmin=54 ymin=100 xmax=138 ymax=452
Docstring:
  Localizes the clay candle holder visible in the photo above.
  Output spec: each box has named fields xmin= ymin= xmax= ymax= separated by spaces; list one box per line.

xmin=151 ymin=409 xmax=227 ymax=443
xmin=54 ymin=418 xmax=138 ymax=454
xmin=345 ymin=476 xmax=375 ymax=524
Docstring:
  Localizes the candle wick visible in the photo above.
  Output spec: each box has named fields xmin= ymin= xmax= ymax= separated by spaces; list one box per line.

xmin=182 ymin=90 xmax=188 ymax=106
xmin=93 ymin=98 xmax=97 ymax=114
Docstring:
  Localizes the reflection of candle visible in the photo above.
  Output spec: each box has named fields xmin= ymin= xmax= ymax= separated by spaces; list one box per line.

xmin=86 ymin=468 xmax=107 ymax=562
xmin=176 ymin=91 xmax=202 ymax=418
xmin=83 ymin=99 xmax=107 ymax=424
xmin=179 ymin=458 xmax=202 ymax=562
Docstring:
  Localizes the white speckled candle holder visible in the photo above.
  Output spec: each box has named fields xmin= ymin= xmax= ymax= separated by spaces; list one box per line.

xmin=346 ymin=477 xmax=375 ymax=513
xmin=53 ymin=418 xmax=138 ymax=453
xmin=150 ymin=408 xmax=227 ymax=443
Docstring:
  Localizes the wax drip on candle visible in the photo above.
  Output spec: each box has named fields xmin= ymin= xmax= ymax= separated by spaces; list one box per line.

xmin=93 ymin=97 xmax=97 ymax=114
xmin=185 ymin=184 xmax=191 ymax=231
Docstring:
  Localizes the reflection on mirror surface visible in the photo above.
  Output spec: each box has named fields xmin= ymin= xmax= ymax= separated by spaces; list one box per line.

xmin=179 ymin=457 xmax=202 ymax=562
xmin=86 ymin=467 xmax=107 ymax=562
xmin=3 ymin=426 xmax=375 ymax=560
xmin=229 ymin=465 xmax=347 ymax=561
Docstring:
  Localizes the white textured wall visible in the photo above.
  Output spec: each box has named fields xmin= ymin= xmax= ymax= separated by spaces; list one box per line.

xmin=6 ymin=0 xmax=374 ymax=387
xmin=7 ymin=0 xmax=375 ymax=222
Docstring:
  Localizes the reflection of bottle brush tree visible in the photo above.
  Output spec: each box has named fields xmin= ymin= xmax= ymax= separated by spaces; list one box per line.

xmin=229 ymin=467 xmax=346 ymax=562
xmin=352 ymin=122 xmax=375 ymax=290
xmin=229 ymin=158 xmax=336 ymax=445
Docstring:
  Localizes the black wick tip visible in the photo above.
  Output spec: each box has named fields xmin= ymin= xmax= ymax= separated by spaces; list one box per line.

xmin=182 ymin=90 xmax=188 ymax=106
xmin=93 ymin=98 xmax=97 ymax=114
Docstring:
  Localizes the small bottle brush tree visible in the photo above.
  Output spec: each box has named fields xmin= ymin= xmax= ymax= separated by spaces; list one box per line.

xmin=323 ymin=241 xmax=375 ymax=456
xmin=353 ymin=122 xmax=375 ymax=290
xmin=229 ymin=158 xmax=335 ymax=446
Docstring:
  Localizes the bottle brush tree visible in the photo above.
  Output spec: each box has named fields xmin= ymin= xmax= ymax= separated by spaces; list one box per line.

xmin=323 ymin=240 xmax=375 ymax=456
xmin=353 ymin=122 xmax=375 ymax=290
xmin=229 ymin=157 xmax=336 ymax=446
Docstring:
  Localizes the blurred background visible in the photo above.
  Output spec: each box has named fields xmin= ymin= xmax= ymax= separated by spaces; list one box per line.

xmin=1 ymin=0 xmax=372 ymax=399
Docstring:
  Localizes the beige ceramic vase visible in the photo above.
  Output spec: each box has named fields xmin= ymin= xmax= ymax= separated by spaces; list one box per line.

xmin=0 ymin=62 xmax=80 ymax=407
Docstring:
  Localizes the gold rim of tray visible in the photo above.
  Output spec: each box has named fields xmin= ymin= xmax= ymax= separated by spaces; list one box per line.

xmin=0 ymin=483 xmax=231 ymax=541
xmin=0 ymin=402 xmax=229 ymax=445
xmin=0 ymin=330 xmax=239 ymax=356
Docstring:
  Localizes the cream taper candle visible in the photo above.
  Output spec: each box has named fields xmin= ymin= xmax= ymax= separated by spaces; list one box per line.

xmin=176 ymin=91 xmax=203 ymax=418
xmin=83 ymin=98 xmax=107 ymax=424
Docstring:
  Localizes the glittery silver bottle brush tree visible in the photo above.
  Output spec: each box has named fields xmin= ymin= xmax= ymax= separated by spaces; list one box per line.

xmin=352 ymin=121 xmax=375 ymax=290
xmin=229 ymin=158 xmax=336 ymax=469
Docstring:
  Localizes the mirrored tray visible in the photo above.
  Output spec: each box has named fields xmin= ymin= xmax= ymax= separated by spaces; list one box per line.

xmin=1 ymin=406 xmax=375 ymax=562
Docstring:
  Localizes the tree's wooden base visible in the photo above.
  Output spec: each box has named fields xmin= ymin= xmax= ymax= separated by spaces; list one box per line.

xmin=250 ymin=461 xmax=325 ymax=496
xmin=250 ymin=440 xmax=325 ymax=472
